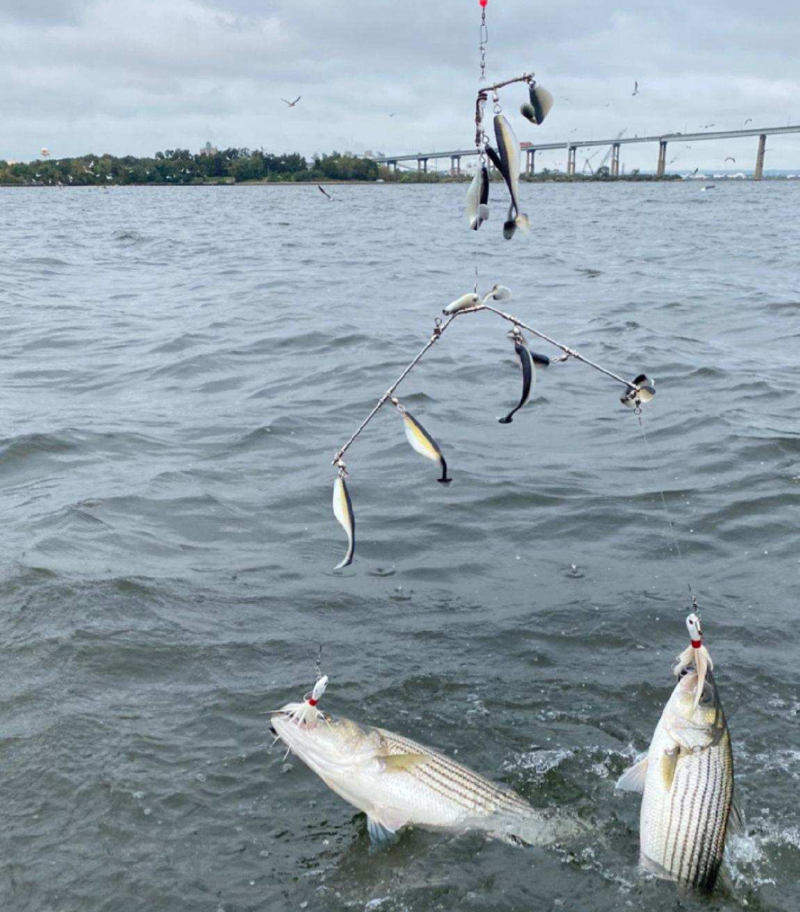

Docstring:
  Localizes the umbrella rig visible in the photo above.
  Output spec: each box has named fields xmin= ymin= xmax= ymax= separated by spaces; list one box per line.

xmin=329 ymin=286 xmax=656 ymax=569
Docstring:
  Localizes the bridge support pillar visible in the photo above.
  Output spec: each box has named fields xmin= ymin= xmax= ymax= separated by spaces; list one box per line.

xmin=611 ymin=143 xmax=620 ymax=177
xmin=567 ymin=146 xmax=577 ymax=176
xmin=450 ymin=155 xmax=461 ymax=176
xmin=526 ymin=149 xmax=535 ymax=175
xmin=754 ymin=134 xmax=766 ymax=180
xmin=418 ymin=158 xmax=428 ymax=173
xmin=656 ymin=140 xmax=667 ymax=177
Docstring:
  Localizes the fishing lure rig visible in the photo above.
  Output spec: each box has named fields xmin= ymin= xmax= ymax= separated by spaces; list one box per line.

xmin=329 ymin=285 xmax=656 ymax=570
xmin=469 ymin=0 xmax=554 ymax=238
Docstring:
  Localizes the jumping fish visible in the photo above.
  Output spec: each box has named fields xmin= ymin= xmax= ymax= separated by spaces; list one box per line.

xmin=271 ymin=685 xmax=584 ymax=847
xmin=493 ymin=114 xmax=530 ymax=237
xmin=466 ymin=164 xmax=490 ymax=230
xmin=520 ymin=83 xmax=554 ymax=126
xmin=498 ymin=333 xmax=536 ymax=424
xmin=620 ymin=374 xmax=656 ymax=408
xmin=332 ymin=475 xmax=355 ymax=569
xmin=616 ymin=615 xmax=737 ymax=892
xmin=397 ymin=404 xmax=452 ymax=484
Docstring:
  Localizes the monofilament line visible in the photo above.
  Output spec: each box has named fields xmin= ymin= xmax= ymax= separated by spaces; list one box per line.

xmin=635 ymin=409 xmax=695 ymax=606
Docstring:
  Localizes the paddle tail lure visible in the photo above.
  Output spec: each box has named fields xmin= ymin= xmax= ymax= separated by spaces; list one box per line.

xmin=332 ymin=470 xmax=355 ymax=570
xmin=393 ymin=398 xmax=452 ymax=485
xmin=498 ymin=330 xmax=536 ymax=424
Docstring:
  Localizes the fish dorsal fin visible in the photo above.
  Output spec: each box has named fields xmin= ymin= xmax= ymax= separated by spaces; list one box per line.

xmin=616 ymin=756 xmax=648 ymax=793
xmin=379 ymin=752 xmax=431 ymax=773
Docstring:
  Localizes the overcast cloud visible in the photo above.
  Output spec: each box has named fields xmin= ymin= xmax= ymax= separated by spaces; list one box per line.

xmin=1 ymin=0 xmax=799 ymax=169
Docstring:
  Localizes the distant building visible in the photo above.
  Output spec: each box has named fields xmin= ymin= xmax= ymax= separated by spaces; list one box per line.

xmin=200 ymin=142 xmax=218 ymax=157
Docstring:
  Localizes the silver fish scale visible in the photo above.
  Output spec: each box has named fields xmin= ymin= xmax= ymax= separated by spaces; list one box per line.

xmin=376 ymin=728 xmax=532 ymax=818
xmin=643 ymin=724 xmax=734 ymax=890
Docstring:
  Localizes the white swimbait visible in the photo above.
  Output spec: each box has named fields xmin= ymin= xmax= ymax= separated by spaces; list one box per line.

xmin=332 ymin=475 xmax=355 ymax=569
xmin=466 ymin=164 xmax=490 ymax=230
xmin=394 ymin=400 xmax=451 ymax=484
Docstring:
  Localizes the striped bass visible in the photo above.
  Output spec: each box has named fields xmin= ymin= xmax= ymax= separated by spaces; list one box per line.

xmin=271 ymin=699 xmax=582 ymax=847
xmin=617 ymin=619 xmax=736 ymax=891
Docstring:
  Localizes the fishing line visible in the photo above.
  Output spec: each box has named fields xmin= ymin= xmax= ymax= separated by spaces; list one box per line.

xmin=634 ymin=407 xmax=697 ymax=612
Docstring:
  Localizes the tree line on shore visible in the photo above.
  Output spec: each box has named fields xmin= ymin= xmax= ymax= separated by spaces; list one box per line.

xmin=0 ymin=148 xmax=380 ymax=185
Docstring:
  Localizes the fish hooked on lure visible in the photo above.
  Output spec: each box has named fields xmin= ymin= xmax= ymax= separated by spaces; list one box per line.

xmin=271 ymin=680 xmax=586 ymax=848
xmin=498 ymin=331 xmax=536 ymax=424
xmin=616 ymin=615 xmax=737 ymax=892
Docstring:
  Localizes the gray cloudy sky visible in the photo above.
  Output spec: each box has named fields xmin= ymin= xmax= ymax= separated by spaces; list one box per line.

xmin=2 ymin=0 xmax=799 ymax=169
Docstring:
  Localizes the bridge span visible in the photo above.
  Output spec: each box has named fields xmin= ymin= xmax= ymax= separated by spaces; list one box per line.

xmin=371 ymin=125 xmax=800 ymax=180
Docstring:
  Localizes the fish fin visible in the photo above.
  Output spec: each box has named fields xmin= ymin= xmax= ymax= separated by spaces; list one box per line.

xmin=659 ymin=745 xmax=680 ymax=791
xmin=333 ymin=554 xmax=353 ymax=571
xmin=497 ymin=414 xmax=514 ymax=424
xmin=728 ymin=800 xmax=745 ymax=836
xmin=379 ymin=752 xmax=431 ymax=773
xmin=615 ymin=756 xmax=648 ymax=793
xmin=366 ymin=814 xmax=398 ymax=847
xmin=515 ymin=213 xmax=530 ymax=232
xmin=478 ymin=203 xmax=490 ymax=220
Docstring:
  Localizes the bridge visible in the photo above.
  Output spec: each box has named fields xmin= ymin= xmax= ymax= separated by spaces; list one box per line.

xmin=371 ymin=125 xmax=800 ymax=180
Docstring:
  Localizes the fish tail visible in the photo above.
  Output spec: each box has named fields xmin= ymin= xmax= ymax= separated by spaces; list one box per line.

xmin=498 ymin=415 xmax=514 ymax=424
xmin=515 ymin=213 xmax=530 ymax=232
xmin=437 ymin=458 xmax=452 ymax=484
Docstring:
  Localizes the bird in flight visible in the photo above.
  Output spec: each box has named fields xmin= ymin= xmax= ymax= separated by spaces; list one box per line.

xmin=281 ymin=96 xmax=302 ymax=107
xmin=318 ymin=185 xmax=333 ymax=200
xmin=725 ymin=156 xmax=736 ymax=163
xmin=743 ymin=118 xmax=753 ymax=125
xmin=632 ymin=81 xmax=640 ymax=96
xmin=700 ymin=123 xmax=716 ymax=129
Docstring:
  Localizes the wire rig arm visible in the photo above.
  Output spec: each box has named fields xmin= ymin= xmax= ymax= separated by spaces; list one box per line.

xmin=329 ymin=284 xmax=655 ymax=570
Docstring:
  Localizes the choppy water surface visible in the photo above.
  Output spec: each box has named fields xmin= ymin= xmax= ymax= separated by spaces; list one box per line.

xmin=1 ymin=182 xmax=799 ymax=911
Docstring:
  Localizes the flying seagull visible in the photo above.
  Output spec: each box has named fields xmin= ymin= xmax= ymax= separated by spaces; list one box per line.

xmin=318 ymin=185 xmax=333 ymax=200
xmin=700 ymin=123 xmax=716 ymax=129
xmin=281 ymin=96 xmax=302 ymax=107
xmin=632 ymin=81 xmax=640 ymax=96
xmin=725 ymin=156 xmax=736 ymax=163
xmin=743 ymin=118 xmax=753 ymax=126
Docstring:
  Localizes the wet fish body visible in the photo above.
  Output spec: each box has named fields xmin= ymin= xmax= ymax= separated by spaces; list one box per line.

xmin=332 ymin=476 xmax=355 ymax=569
xmin=466 ymin=165 xmax=490 ymax=230
xmin=617 ymin=665 xmax=734 ymax=891
xmin=499 ymin=337 xmax=536 ymax=423
xmin=272 ymin=704 xmax=577 ymax=846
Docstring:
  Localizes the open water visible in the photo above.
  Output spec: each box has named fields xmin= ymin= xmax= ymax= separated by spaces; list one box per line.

xmin=1 ymin=181 xmax=799 ymax=912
